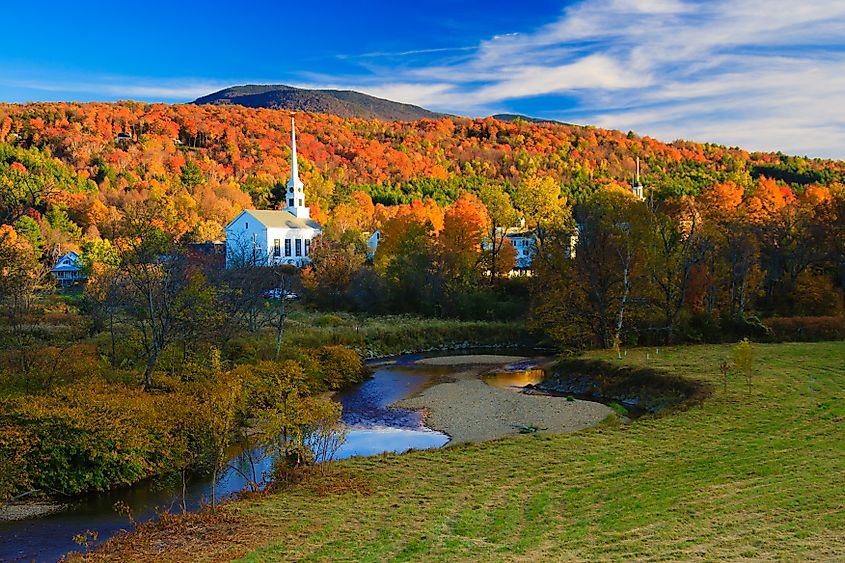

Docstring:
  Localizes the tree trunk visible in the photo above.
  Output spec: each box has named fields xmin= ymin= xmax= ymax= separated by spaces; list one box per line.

xmin=109 ymin=313 xmax=116 ymax=367
xmin=614 ymin=258 xmax=630 ymax=345
xmin=274 ymin=300 xmax=287 ymax=360
xmin=143 ymin=345 xmax=159 ymax=388
xmin=181 ymin=468 xmax=187 ymax=513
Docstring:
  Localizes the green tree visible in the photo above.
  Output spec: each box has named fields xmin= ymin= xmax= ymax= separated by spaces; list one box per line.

xmin=180 ymin=160 xmax=205 ymax=188
xmin=731 ymin=338 xmax=757 ymax=393
xmin=12 ymin=215 xmax=44 ymax=256
xmin=478 ymin=183 xmax=517 ymax=283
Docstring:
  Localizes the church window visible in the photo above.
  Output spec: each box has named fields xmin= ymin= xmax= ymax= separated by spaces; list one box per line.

xmin=273 ymin=239 xmax=281 ymax=257
xmin=295 ymin=239 xmax=302 ymax=257
xmin=298 ymin=199 xmax=303 ymax=207
xmin=284 ymin=239 xmax=291 ymax=257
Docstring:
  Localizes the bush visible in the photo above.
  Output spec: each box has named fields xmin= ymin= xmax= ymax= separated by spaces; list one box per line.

xmin=223 ymin=337 xmax=259 ymax=363
xmin=312 ymin=346 xmax=367 ymax=390
xmin=0 ymin=380 xmax=220 ymax=496
xmin=0 ymin=422 xmax=37 ymax=500
xmin=681 ymin=313 xmax=723 ymax=343
xmin=763 ymin=316 xmax=845 ymax=342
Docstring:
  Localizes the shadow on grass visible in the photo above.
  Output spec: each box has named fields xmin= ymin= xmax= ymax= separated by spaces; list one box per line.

xmin=539 ymin=359 xmax=714 ymax=415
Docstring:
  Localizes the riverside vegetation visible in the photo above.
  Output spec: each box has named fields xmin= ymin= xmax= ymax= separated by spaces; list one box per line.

xmin=0 ymin=291 xmax=524 ymax=503
xmin=81 ymin=340 xmax=845 ymax=561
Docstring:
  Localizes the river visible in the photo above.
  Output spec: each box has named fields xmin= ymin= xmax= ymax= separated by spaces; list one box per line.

xmin=0 ymin=355 xmax=461 ymax=562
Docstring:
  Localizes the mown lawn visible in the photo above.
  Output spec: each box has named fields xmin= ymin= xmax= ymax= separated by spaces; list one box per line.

xmin=94 ymin=341 xmax=845 ymax=561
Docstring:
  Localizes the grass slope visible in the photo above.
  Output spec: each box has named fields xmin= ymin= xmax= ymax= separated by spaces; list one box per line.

xmin=91 ymin=342 xmax=845 ymax=561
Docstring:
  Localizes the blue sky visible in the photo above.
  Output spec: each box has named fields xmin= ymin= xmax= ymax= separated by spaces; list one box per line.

xmin=2 ymin=0 xmax=845 ymax=158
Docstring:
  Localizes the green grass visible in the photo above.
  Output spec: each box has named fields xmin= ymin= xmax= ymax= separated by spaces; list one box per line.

xmin=281 ymin=310 xmax=531 ymax=357
xmin=232 ymin=342 xmax=845 ymax=561
xmin=98 ymin=341 xmax=845 ymax=561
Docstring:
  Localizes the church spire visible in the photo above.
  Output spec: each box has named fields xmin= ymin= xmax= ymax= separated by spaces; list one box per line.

xmin=289 ymin=116 xmax=302 ymax=189
xmin=285 ymin=115 xmax=309 ymax=218
xmin=633 ymin=156 xmax=645 ymax=201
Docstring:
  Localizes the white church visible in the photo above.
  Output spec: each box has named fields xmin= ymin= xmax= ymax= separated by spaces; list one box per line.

xmin=225 ymin=117 xmax=321 ymax=268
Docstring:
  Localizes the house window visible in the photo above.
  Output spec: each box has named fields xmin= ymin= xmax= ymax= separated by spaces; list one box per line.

xmin=288 ymin=198 xmax=294 ymax=207
xmin=295 ymin=239 xmax=302 ymax=257
xmin=273 ymin=239 xmax=281 ymax=257
xmin=245 ymin=222 xmax=248 ymax=229
xmin=285 ymin=239 xmax=291 ymax=257
xmin=304 ymin=239 xmax=310 ymax=256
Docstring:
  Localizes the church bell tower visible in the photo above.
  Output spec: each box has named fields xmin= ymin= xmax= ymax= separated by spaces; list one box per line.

xmin=285 ymin=116 xmax=310 ymax=219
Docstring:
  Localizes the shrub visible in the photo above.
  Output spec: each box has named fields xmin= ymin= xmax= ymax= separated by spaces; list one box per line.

xmin=313 ymin=346 xmax=367 ymax=390
xmin=223 ymin=337 xmax=259 ymax=363
xmin=0 ymin=380 xmax=219 ymax=495
xmin=0 ymin=423 xmax=37 ymax=500
xmin=763 ymin=316 xmax=845 ymax=342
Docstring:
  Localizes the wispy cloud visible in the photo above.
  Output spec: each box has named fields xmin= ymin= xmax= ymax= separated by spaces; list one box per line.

xmin=1 ymin=74 xmax=232 ymax=102
xmin=322 ymin=0 xmax=845 ymax=158
xmin=337 ymin=46 xmax=477 ymax=59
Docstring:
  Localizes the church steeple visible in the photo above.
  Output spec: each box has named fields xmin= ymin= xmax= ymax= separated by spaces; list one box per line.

xmin=633 ymin=156 xmax=645 ymax=201
xmin=285 ymin=116 xmax=310 ymax=219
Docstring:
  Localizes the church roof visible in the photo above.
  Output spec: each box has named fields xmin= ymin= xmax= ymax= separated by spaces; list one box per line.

xmin=227 ymin=209 xmax=320 ymax=230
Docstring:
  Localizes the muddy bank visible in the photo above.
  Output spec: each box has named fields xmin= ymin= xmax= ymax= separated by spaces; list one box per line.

xmin=0 ymin=499 xmax=65 ymax=521
xmin=393 ymin=356 xmax=613 ymax=443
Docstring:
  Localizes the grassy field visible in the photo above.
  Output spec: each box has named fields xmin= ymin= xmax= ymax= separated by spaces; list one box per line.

xmin=90 ymin=341 xmax=845 ymax=561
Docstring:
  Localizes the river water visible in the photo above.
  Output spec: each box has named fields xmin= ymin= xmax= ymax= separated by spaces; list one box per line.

xmin=0 ymin=357 xmax=457 ymax=562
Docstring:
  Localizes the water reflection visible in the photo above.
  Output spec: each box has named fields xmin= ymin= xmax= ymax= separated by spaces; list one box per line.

xmin=482 ymin=369 xmax=546 ymax=390
xmin=0 ymin=364 xmax=450 ymax=563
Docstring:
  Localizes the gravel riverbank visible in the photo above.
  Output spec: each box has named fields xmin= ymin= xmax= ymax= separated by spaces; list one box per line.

xmin=392 ymin=355 xmax=614 ymax=443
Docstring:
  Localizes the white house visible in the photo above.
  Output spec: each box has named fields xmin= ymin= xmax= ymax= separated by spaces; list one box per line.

xmin=504 ymin=231 xmax=536 ymax=270
xmin=225 ymin=117 xmax=321 ymax=268
xmin=365 ymin=230 xmax=381 ymax=260
xmin=51 ymin=251 xmax=85 ymax=286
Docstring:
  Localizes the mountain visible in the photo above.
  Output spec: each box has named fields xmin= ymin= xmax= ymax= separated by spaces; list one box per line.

xmin=193 ymin=84 xmax=450 ymax=121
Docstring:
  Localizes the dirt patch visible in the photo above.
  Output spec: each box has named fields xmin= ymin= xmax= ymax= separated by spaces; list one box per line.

xmin=67 ymin=506 xmax=275 ymax=562
xmin=0 ymin=499 xmax=65 ymax=521
xmin=393 ymin=373 xmax=612 ymax=443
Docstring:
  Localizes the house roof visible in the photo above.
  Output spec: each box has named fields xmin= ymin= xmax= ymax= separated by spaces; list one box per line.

xmin=226 ymin=209 xmax=320 ymax=230
xmin=51 ymin=252 xmax=82 ymax=273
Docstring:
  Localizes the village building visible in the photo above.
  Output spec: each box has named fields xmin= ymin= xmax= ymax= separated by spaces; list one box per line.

xmin=225 ymin=117 xmax=321 ymax=268
xmin=50 ymin=251 xmax=85 ymax=286
xmin=633 ymin=156 xmax=645 ymax=201
xmin=504 ymin=231 xmax=537 ymax=271
xmin=365 ymin=230 xmax=381 ymax=260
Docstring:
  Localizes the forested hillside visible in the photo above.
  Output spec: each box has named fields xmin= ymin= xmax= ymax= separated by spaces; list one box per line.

xmin=1 ymin=100 xmax=843 ymax=247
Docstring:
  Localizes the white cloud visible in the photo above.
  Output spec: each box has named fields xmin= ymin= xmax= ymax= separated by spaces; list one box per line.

xmin=324 ymin=0 xmax=845 ymax=158
xmin=2 ymin=76 xmax=230 ymax=102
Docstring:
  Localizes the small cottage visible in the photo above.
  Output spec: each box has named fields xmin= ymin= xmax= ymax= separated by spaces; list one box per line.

xmin=51 ymin=251 xmax=84 ymax=286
